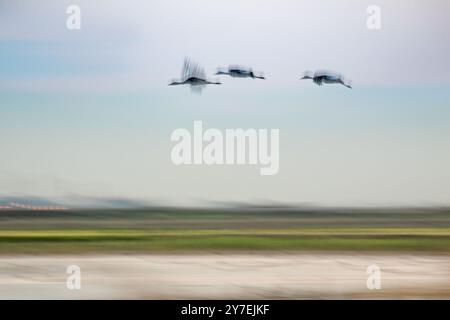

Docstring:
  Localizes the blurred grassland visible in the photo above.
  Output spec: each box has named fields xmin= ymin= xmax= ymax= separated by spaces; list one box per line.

xmin=0 ymin=208 xmax=450 ymax=253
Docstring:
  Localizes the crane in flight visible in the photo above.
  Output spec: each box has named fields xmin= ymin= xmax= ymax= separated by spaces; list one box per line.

xmin=215 ymin=65 xmax=265 ymax=80
xmin=169 ymin=58 xmax=221 ymax=93
xmin=301 ymin=70 xmax=352 ymax=89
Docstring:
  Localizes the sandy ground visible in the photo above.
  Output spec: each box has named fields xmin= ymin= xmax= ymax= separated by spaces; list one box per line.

xmin=0 ymin=253 xmax=449 ymax=299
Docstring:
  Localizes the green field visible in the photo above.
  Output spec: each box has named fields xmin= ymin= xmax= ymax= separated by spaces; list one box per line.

xmin=1 ymin=207 xmax=450 ymax=253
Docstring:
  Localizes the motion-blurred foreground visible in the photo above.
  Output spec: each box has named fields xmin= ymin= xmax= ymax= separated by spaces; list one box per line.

xmin=0 ymin=206 xmax=449 ymax=299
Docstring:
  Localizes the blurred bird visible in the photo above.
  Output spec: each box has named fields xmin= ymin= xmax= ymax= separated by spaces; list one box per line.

xmin=169 ymin=58 xmax=221 ymax=93
xmin=215 ymin=65 xmax=265 ymax=79
xmin=301 ymin=70 xmax=352 ymax=89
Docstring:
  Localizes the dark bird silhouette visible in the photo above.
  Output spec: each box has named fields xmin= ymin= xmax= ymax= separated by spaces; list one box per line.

xmin=215 ymin=65 xmax=265 ymax=79
xmin=169 ymin=58 xmax=221 ymax=93
xmin=301 ymin=70 xmax=352 ymax=89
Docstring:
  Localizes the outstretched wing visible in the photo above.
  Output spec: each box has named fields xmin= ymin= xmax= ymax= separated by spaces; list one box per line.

xmin=314 ymin=69 xmax=349 ymax=86
xmin=315 ymin=70 xmax=342 ymax=79
xmin=313 ymin=76 xmax=324 ymax=86
xmin=182 ymin=57 xmax=206 ymax=81
xmin=229 ymin=64 xmax=251 ymax=74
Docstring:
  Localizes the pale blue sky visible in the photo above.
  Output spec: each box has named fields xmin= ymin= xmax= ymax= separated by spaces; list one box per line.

xmin=0 ymin=0 xmax=449 ymax=206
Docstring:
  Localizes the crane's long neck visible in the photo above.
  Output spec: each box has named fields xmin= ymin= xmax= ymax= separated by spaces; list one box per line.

xmin=302 ymin=71 xmax=314 ymax=80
